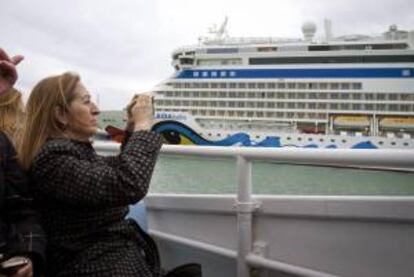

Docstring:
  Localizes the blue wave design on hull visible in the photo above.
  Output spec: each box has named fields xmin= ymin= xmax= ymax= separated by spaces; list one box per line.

xmin=152 ymin=121 xmax=379 ymax=149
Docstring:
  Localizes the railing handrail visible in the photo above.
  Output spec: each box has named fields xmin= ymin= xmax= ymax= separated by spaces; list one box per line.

xmin=94 ymin=142 xmax=414 ymax=171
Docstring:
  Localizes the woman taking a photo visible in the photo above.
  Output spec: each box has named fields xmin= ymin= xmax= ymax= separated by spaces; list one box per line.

xmin=19 ymin=72 xmax=162 ymax=277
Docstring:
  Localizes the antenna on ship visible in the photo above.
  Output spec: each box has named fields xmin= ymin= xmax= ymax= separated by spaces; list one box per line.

xmin=207 ymin=16 xmax=228 ymax=39
xmin=217 ymin=16 xmax=228 ymax=38
xmin=324 ymin=19 xmax=333 ymax=41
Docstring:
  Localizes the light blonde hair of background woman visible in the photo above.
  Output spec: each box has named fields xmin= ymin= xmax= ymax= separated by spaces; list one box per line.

xmin=19 ymin=72 xmax=79 ymax=170
xmin=0 ymin=87 xmax=25 ymax=146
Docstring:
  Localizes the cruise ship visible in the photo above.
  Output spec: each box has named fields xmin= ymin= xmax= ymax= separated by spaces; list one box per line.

xmin=148 ymin=19 xmax=414 ymax=149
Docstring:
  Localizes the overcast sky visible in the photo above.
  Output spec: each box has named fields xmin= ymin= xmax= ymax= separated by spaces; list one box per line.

xmin=1 ymin=0 xmax=413 ymax=110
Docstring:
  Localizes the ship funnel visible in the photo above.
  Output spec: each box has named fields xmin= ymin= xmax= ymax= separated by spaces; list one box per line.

xmin=302 ymin=21 xmax=317 ymax=42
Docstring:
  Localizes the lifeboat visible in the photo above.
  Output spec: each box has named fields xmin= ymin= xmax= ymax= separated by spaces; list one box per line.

xmin=379 ymin=117 xmax=414 ymax=129
xmin=333 ymin=115 xmax=370 ymax=127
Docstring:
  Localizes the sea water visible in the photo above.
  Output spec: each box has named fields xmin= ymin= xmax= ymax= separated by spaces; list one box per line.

xmin=150 ymin=155 xmax=414 ymax=195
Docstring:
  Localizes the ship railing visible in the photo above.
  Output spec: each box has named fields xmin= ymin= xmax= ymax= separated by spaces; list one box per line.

xmin=94 ymin=142 xmax=414 ymax=277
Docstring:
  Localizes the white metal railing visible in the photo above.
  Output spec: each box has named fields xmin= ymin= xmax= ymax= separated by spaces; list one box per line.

xmin=94 ymin=142 xmax=414 ymax=277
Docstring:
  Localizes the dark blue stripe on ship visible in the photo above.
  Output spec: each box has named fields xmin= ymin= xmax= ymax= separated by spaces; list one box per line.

xmin=176 ymin=68 xmax=414 ymax=79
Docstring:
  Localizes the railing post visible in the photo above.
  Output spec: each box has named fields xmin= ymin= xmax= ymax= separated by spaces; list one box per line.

xmin=236 ymin=155 xmax=254 ymax=277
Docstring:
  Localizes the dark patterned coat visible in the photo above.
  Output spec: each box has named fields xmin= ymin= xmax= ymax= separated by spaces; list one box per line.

xmin=0 ymin=131 xmax=46 ymax=276
xmin=30 ymin=131 xmax=162 ymax=277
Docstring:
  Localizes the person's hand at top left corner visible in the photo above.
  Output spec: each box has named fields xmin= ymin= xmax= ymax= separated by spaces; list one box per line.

xmin=0 ymin=48 xmax=24 ymax=93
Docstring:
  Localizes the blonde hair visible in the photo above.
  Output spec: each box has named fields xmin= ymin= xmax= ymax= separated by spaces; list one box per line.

xmin=19 ymin=72 xmax=80 ymax=169
xmin=0 ymin=88 xmax=24 ymax=146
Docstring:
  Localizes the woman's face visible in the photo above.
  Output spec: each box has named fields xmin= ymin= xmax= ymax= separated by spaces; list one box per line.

xmin=66 ymin=81 xmax=100 ymax=141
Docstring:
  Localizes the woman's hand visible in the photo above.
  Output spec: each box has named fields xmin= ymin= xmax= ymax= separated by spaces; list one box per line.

xmin=0 ymin=48 xmax=24 ymax=93
xmin=9 ymin=258 xmax=33 ymax=277
xmin=126 ymin=94 xmax=154 ymax=131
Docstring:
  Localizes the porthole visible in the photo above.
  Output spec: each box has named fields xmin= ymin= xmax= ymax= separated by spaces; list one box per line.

xmin=403 ymin=142 xmax=409 ymax=146
xmin=319 ymin=138 xmax=324 ymax=142
xmin=379 ymin=141 xmax=384 ymax=145
xmin=330 ymin=139 xmax=335 ymax=143
xmin=391 ymin=142 xmax=396 ymax=146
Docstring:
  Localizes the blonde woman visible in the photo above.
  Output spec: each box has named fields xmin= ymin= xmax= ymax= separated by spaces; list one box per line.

xmin=0 ymin=48 xmax=45 ymax=277
xmin=20 ymin=72 xmax=162 ymax=277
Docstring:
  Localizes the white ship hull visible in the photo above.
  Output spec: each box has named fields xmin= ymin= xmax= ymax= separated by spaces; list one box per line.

xmin=153 ymin=111 xmax=413 ymax=149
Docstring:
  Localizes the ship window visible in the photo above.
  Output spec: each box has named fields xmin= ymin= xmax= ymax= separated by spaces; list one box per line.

xmin=330 ymin=93 xmax=338 ymax=99
xmin=211 ymin=83 xmax=218 ymax=88
xmin=342 ymin=140 xmax=347 ymax=143
xmin=248 ymin=83 xmax=256 ymax=89
xmin=298 ymin=137 xmax=302 ymax=141
xmin=376 ymin=93 xmax=385 ymax=100
xmin=207 ymin=48 xmax=238 ymax=54
xmin=352 ymin=83 xmax=362 ymax=90
xmin=341 ymin=83 xmax=350 ymax=90
xmin=331 ymin=83 xmax=339 ymax=90
xmin=331 ymin=139 xmax=335 ymax=143
xmin=277 ymin=93 xmax=285 ymax=99
xmin=319 ymin=83 xmax=328 ymax=90
xmin=404 ymin=143 xmax=409 ymax=146
xmin=258 ymin=83 xmax=265 ymax=89
xmin=229 ymin=83 xmax=237 ymax=89
xmin=389 ymin=94 xmax=398 ymax=100
xmin=298 ymin=83 xmax=306 ymax=89
xmin=365 ymin=93 xmax=374 ymax=100
xmin=238 ymin=83 xmax=246 ymax=89
xmin=287 ymin=137 xmax=291 ymax=140
xmin=353 ymin=94 xmax=361 ymax=100
xmin=341 ymin=93 xmax=349 ymax=99
xmin=267 ymin=83 xmax=276 ymax=89
xmin=249 ymin=55 xmax=414 ymax=64
xmin=278 ymin=83 xmax=286 ymax=89
xmin=391 ymin=142 xmax=396 ymax=146
xmin=287 ymin=83 xmax=296 ymax=89
xmin=320 ymin=138 xmax=324 ymax=142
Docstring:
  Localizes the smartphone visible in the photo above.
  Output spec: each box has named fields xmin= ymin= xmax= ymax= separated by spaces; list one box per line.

xmin=0 ymin=256 xmax=29 ymax=275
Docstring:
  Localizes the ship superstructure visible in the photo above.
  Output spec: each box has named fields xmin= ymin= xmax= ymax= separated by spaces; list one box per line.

xmin=151 ymin=19 xmax=414 ymax=148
